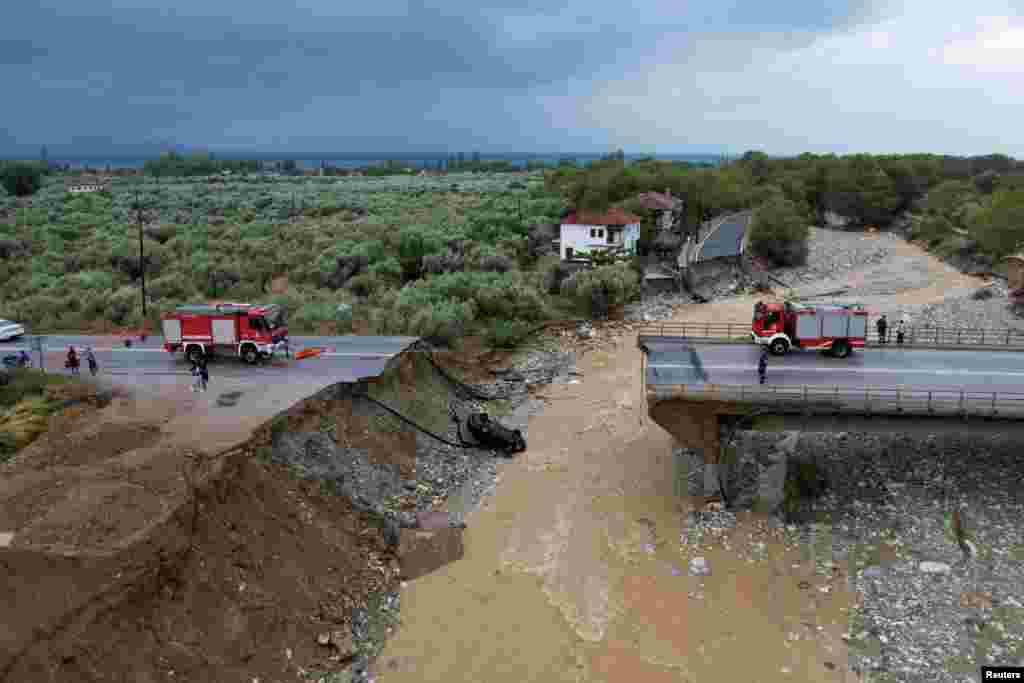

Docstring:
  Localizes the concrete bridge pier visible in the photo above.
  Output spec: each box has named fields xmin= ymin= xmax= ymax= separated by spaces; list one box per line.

xmin=650 ymin=399 xmax=806 ymax=511
xmin=650 ymin=400 xmax=726 ymax=501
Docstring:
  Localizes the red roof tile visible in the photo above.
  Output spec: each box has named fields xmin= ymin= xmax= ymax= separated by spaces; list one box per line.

xmin=637 ymin=191 xmax=682 ymax=211
xmin=562 ymin=207 xmax=642 ymax=225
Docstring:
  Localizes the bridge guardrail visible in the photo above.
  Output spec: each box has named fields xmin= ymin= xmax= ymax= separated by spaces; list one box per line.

xmin=636 ymin=321 xmax=1024 ymax=352
xmin=648 ymin=383 xmax=1024 ymax=419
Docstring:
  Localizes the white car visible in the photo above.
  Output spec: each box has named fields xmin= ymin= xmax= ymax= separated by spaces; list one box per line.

xmin=0 ymin=319 xmax=26 ymax=341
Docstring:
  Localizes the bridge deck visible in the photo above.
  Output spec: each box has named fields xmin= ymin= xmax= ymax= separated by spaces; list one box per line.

xmin=638 ymin=321 xmax=1024 ymax=352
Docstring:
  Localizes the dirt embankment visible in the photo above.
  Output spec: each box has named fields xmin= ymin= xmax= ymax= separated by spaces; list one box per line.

xmin=1 ymin=350 xmax=507 ymax=682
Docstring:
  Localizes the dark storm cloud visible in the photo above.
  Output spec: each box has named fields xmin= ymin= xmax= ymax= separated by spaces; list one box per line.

xmin=0 ymin=0 xmax=894 ymax=154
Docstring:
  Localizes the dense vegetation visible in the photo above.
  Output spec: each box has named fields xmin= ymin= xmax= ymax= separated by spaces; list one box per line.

xmin=0 ymin=172 xmax=587 ymax=342
xmin=545 ymin=152 xmax=1024 ymax=266
xmin=0 ymin=161 xmax=50 ymax=197
xmin=142 ymin=152 xmax=261 ymax=177
xmin=2 ymin=151 xmax=1021 ymax=345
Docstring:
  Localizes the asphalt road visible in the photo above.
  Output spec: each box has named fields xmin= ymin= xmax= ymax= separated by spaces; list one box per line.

xmin=0 ymin=334 xmax=420 ymax=384
xmin=644 ymin=342 xmax=1024 ymax=393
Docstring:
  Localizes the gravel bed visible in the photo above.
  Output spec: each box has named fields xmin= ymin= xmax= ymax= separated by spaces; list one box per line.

xmin=675 ymin=430 xmax=1024 ymax=681
xmin=625 ymin=292 xmax=695 ymax=322
xmin=888 ymin=281 xmax=1024 ymax=332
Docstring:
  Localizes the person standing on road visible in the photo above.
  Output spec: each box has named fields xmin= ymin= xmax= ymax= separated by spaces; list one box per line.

xmin=66 ymin=346 xmax=80 ymax=375
xmin=84 ymin=347 xmax=98 ymax=376
xmin=198 ymin=356 xmax=209 ymax=392
xmin=876 ymin=315 xmax=888 ymax=344
xmin=190 ymin=357 xmax=202 ymax=392
xmin=896 ymin=320 xmax=905 ymax=345
xmin=758 ymin=348 xmax=768 ymax=385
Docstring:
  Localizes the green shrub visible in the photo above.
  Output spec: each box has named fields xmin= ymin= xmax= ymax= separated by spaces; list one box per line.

xmin=369 ymin=257 xmax=402 ymax=280
xmin=926 ymin=180 xmax=975 ymax=219
xmin=0 ymin=162 xmax=45 ymax=197
xmin=0 ymin=431 xmax=18 ymax=463
xmin=909 ymin=214 xmax=954 ymax=246
xmin=485 ymin=319 xmax=532 ymax=348
xmin=143 ymin=223 xmax=178 ymax=244
xmin=292 ymin=301 xmax=338 ymax=330
xmin=0 ymin=368 xmax=64 ymax=408
xmin=347 ymin=272 xmax=385 ymax=298
xmin=146 ymin=274 xmax=194 ymax=302
xmin=570 ymin=263 xmax=640 ymax=316
xmin=28 ymin=271 xmax=57 ymax=291
xmin=109 ymin=286 xmax=141 ymax=325
xmin=748 ymin=198 xmax=810 ymax=267
xmin=70 ymin=270 xmax=115 ymax=291
xmin=970 ymin=189 xmax=1024 ymax=257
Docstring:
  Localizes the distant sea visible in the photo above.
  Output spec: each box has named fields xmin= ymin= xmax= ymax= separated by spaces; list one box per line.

xmin=43 ymin=153 xmax=725 ymax=171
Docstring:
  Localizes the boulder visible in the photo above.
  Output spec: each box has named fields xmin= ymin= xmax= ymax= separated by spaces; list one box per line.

xmin=971 ymin=287 xmax=995 ymax=301
xmin=397 ymin=527 xmax=465 ymax=581
xmin=416 ymin=510 xmax=453 ymax=530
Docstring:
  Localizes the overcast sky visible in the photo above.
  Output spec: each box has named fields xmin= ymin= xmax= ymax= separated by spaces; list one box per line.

xmin=3 ymin=0 xmax=1022 ymax=157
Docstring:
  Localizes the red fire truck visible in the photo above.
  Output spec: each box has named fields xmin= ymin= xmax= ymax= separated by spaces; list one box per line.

xmin=161 ymin=302 xmax=289 ymax=364
xmin=751 ymin=300 xmax=868 ymax=358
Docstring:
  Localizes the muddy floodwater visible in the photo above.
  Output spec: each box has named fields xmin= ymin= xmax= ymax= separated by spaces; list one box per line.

xmin=376 ymin=324 xmax=856 ymax=682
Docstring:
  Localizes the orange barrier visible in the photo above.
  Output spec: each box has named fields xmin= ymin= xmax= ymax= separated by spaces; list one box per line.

xmin=294 ymin=347 xmax=323 ymax=360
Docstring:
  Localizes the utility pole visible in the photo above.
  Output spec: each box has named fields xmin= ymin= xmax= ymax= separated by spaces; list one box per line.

xmin=135 ymin=188 xmax=147 ymax=319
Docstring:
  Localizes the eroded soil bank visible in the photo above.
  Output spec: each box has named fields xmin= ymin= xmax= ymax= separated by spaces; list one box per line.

xmin=375 ymin=234 xmax=1002 ymax=683
xmin=376 ymin=325 xmax=853 ymax=683
xmin=1 ymin=342 xmax=544 ymax=683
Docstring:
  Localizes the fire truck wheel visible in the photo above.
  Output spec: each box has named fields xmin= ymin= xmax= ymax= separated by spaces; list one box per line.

xmin=241 ymin=346 xmax=259 ymax=364
xmin=832 ymin=341 xmax=850 ymax=358
xmin=769 ymin=338 xmax=789 ymax=356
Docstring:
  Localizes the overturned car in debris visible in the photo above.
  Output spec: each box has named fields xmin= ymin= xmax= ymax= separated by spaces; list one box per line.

xmin=450 ymin=407 xmax=527 ymax=455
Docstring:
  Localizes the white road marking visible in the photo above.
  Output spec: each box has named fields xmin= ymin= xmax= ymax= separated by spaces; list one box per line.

xmin=647 ymin=363 xmax=1017 ymax=376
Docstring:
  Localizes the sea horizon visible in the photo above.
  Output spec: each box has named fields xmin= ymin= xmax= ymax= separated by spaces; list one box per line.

xmin=11 ymin=152 xmax=727 ymax=170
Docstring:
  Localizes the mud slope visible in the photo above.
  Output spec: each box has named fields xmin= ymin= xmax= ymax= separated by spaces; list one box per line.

xmin=0 ymin=349 xmax=492 ymax=683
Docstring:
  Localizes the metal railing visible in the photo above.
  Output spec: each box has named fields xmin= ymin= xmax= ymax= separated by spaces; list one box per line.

xmin=636 ymin=321 xmax=1024 ymax=351
xmin=648 ymin=383 xmax=1024 ymax=420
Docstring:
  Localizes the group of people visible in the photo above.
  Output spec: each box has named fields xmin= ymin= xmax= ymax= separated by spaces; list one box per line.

xmin=874 ymin=314 xmax=907 ymax=345
xmin=64 ymin=344 xmax=209 ymax=393
xmin=64 ymin=346 xmax=98 ymax=376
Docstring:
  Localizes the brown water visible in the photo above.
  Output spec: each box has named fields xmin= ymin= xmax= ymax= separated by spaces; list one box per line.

xmin=376 ymin=328 xmax=857 ymax=682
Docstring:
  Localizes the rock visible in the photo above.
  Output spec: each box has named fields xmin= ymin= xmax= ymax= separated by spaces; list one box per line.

xmin=863 ymin=565 xmax=884 ymax=579
xmin=317 ymin=632 xmax=331 ymax=646
xmin=959 ymin=591 xmax=994 ymax=609
xmin=397 ymin=527 xmax=465 ymax=580
xmin=416 ymin=510 xmax=452 ymax=530
xmin=689 ymin=557 xmax=711 ymax=576
xmin=329 ymin=629 xmax=356 ymax=658
xmin=576 ymin=323 xmax=594 ymax=339
xmin=970 ymin=287 xmax=995 ymax=301
xmin=918 ymin=561 xmax=951 ymax=574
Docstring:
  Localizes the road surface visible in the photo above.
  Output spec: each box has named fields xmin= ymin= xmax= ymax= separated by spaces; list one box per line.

xmin=0 ymin=334 xmax=420 ymax=385
xmin=643 ymin=342 xmax=1024 ymax=393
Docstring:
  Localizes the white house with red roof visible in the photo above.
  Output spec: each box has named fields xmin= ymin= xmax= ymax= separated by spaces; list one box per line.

xmin=559 ymin=207 xmax=642 ymax=261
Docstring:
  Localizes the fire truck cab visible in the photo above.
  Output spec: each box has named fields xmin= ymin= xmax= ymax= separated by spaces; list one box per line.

xmin=752 ymin=300 xmax=867 ymax=358
xmin=161 ymin=302 xmax=289 ymax=364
